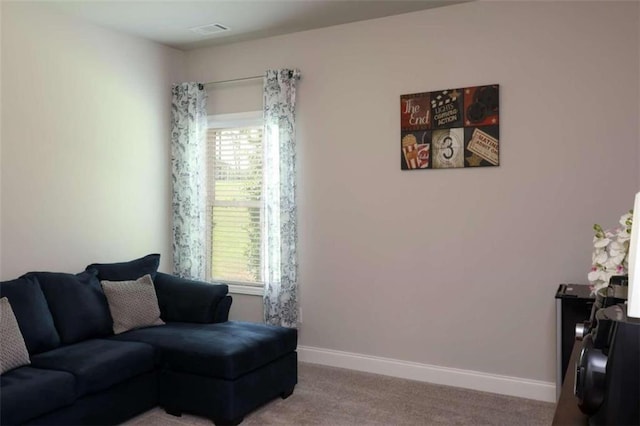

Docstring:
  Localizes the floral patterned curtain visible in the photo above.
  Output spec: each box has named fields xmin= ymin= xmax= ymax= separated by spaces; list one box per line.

xmin=263 ymin=69 xmax=301 ymax=328
xmin=170 ymin=83 xmax=208 ymax=280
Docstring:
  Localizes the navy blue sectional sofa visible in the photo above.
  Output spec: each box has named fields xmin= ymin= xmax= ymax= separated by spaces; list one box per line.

xmin=0 ymin=255 xmax=297 ymax=425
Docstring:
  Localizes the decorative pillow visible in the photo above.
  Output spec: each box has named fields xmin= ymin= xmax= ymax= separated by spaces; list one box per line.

xmin=100 ymin=274 xmax=164 ymax=334
xmin=0 ymin=297 xmax=31 ymax=374
xmin=0 ymin=276 xmax=61 ymax=354
xmin=23 ymin=270 xmax=113 ymax=344
xmin=86 ymin=254 xmax=161 ymax=281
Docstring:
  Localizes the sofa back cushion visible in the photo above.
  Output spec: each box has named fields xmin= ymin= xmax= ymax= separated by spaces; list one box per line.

xmin=24 ymin=271 xmax=113 ymax=344
xmin=154 ymin=272 xmax=228 ymax=323
xmin=0 ymin=277 xmax=60 ymax=354
xmin=86 ymin=253 xmax=160 ymax=281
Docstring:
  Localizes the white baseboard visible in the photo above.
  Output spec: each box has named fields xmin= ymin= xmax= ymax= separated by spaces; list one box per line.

xmin=297 ymin=345 xmax=556 ymax=403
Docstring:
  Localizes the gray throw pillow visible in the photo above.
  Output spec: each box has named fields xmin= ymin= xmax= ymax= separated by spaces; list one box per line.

xmin=100 ymin=274 xmax=165 ymax=334
xmin=0 ymin=297 xmax=31 ymax=374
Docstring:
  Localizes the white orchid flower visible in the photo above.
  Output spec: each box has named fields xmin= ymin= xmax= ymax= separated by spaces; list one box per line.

xmin=609 ymin=240 xmax=625 ymax=255
xmin=589 ymin=210 xmax=634 ymax=292
xmin=620 ymin=212 xmax=633 ymax=228
xmin=587 ymin=271 xmax=598 ymax=282
xmin=604 ymin=257 xmax=622 ymax=269
xmin=588 ymin=270 xmax=603 ymax=282
xmin=593 ymin=251 xmax=608 ymax=264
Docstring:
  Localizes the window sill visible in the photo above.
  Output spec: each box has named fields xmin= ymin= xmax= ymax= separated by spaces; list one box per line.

xmin=228 ymin=284 xmax=264 ymax=296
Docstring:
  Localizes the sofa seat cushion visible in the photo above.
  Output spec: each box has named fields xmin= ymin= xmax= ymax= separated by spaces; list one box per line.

xmin=110 ymin=321 xmax=297 ymax=380
xmin=0 ymin=366 xmax=76 ymax=425
xmin=30 ymin=339 xmax=155 ymax=397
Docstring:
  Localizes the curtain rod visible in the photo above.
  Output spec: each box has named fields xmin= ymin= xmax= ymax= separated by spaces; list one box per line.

xmin=203 ymin=75 xmax=263 ymax=87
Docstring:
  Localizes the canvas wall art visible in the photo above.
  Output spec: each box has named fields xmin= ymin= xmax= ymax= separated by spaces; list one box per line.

xmin=400 ymin=84 xmax=499 ymax=170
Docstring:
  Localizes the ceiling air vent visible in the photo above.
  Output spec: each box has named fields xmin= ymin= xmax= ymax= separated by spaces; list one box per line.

xmin=189 ymin=23 xmax=230 ymax=36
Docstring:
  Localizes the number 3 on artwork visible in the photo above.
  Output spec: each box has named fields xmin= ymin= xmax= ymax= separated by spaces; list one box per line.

xmin=442 ymin=136 xmax=454 ymax=160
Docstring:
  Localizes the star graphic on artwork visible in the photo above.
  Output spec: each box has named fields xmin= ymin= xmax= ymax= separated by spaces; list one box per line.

xmin=465 ymin=120 xmax=471 ymax=126
xmin=449 ymin=89 xmax=461 ymax=100
xmin=491 ymin=118 xmax=497 ymax=124
xmin=466 ymin=153 xmax=483 ymax=167
xmin=465 ymin=89 xmax=471 ymax=94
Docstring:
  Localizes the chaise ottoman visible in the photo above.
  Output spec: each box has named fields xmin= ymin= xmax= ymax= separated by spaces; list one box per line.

xmin=111 ymin=321 xmax=298 ymax=425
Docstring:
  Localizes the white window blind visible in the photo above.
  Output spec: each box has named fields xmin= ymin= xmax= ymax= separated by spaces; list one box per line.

xmin=207 ymin=124 xmax=263 ymax=287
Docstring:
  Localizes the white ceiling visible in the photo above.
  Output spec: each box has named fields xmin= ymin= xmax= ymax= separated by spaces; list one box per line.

xmin=42 ymin=0 xmax=468 ymax=50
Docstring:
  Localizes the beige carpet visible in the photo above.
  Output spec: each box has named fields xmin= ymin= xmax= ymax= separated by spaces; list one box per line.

xmin=124 ymin=363 xmax=554 ymax=425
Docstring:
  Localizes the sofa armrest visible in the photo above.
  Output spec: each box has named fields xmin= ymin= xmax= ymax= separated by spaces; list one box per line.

xmin=153 ymin=272 xmax=230 ymax=323
xmin=213 ymin=295 xmax=232 ymax=323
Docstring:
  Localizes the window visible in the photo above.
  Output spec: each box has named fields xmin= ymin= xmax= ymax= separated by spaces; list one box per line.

xmin=207 ymin=112 xmax=264 ymax=295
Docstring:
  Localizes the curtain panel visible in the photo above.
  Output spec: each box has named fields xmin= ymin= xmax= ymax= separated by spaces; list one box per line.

xmin=170 ymin=83 xmax=208 ymax=280
xmin=263 ymin=69 xmax=301 ymax=328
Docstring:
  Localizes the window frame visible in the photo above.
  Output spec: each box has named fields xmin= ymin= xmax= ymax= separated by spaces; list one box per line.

xmin=208 ymin=111 xmax=264 ymax=296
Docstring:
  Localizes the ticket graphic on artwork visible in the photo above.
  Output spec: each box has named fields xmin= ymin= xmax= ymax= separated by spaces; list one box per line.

xmin=467 ymin=128 xmax=499 ymax=166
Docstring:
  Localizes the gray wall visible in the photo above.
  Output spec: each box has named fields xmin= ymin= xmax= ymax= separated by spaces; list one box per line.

xmin=228 ymin=294 xmax=263 ymax=323
xmin=187 ymin=1 xmax=640 ymax=383
xmin=1 ymin=3 xmax=185 ymax=277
